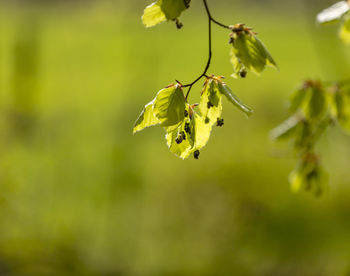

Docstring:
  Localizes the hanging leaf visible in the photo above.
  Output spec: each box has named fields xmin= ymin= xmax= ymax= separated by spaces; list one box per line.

xmin=230 ymin=27 xmax=277 ymax=76
xmin=199 ymin=79 xmax=223 ymax=127
xmin=142 ymin=0 xmax=190 ymax=28
xmin=289 ymin=154 xmax=328 ymax=196
xmin=154 ymin=84 xmax=186 ymax=127
xmin=333 ymin=89 xmax=350 ymax=132
xmin=270 ymin=115 xmax=302 ymax=140
xmin=165 ymin=112 xmax=211 ymax=159
xmin=230 ymin=50 xmax=247 ymax=79
xmin=289 ymin=88 xmax=308 ymax=114
xmin=304 ymin=86 xmax=327 ymax=121
xmin=316 ymin=1 xmax=350 ymax=24
xmin=340 ymin=17 xmax=350 ymax=43
xmin=217 ymin=80 xmax=253 ymax=117
xmin=133 ymin=99 xmax=160 ymax=134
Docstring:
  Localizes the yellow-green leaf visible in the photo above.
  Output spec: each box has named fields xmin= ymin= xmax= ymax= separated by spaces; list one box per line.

xmin=142 ymin=2 xmax=167 ymax=28
xmin=154 ymin=84 xmax=186 ymax=127
xmin=199 ymin=79 xmax=223 ymax=127
xmin=133 ymin=99 xmax=160 ymax=134
xmin=217 ymin=80 xmax=253 ymax=117
xmin=340 ymin=17 xmax=350 ymax=44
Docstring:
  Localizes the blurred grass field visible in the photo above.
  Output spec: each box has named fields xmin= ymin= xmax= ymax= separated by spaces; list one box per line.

xmin=1 ymin=0 xmax=350 ymax=275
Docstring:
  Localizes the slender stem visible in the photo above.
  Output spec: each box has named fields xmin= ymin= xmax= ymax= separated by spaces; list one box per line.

xmin=184 ymin=0 xmax=230 ymax=101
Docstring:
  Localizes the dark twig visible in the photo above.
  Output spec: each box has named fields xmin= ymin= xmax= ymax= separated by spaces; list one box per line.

xmin=184 ymin=0 xmax=230 ymax=101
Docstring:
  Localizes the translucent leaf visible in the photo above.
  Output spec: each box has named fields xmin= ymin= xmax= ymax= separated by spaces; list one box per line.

xmin=165 ymin=113 xmax=211 ymax=159
xmin=142 ymin=2 xmax=167 ymax=28
xmin=217 ymin=80 xmax=253 ymax=117
xmin=340 ymin=17 xmax=350 ymax=44
xmin=142 ymin=0 xmax=190 ymax=28
xmin=317 ymin=1 xmax=350 ymax=24
xmin=154 ymin=84 xmax=186 ymax=127
xmin=133 ymin=99 xmax=160 ymax=134
xmin=230 ymin=49 xmax=247 ymax=79
xmin=304 ymin=86 xmax=327 ymax=121
xmin=166 ymin=116 xmax=195 ymax=159
xmin=231 ymin=33 xmax=277 ymax=76
xmin=199 ymin=79 xmax=223 ymax=127
xmin=270 ymin=115 xmax=302 ymax=140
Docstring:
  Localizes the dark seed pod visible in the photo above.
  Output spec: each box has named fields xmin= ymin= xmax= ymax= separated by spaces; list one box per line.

xmin=184 ymin=110 xmax=189 ymax=117
xmin=229 ymin=37 xmax=235 ymax=44
xmin=175 ymin=19 xmax=183 ymax=29
xmin=217 ymin=118 xmax=224 ymax=127
xmin=184 ymin=123 xmax=191 ymax=134
xmin=207 ymin=101 xmax=214 ymax=109
xmin=239 ymin=69 xmax=247 ymax=78
xmin=194 ymin=150 xmax=200 ymax=159
xmin=205 ymin=117 xmax=210 ymax=124
xmin=184 ymin=0 xmax=191 ymax=8
xmin=175 ymin=134 xmax=183 ymax=144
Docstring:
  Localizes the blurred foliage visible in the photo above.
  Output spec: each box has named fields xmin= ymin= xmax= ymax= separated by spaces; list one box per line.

xmin=0 ymin=0 xmax=350 ymax=275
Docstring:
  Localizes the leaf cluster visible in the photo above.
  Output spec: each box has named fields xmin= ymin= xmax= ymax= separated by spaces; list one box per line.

xmin=134 ymin=76 xmax=252 ymax=159
xmin=271 ymin=79 xmax=350 ymax=195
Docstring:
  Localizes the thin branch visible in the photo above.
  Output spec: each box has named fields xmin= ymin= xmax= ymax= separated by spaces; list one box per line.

xmin=184 ymin=0 xmax=230 ymax=101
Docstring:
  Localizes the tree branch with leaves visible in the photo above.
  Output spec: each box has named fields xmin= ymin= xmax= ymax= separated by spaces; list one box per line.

xmin=134 ymin=0 xmax=277 ymax=160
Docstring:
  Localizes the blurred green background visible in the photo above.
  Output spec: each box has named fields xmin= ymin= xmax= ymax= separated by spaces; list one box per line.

xmin=1 ymin=0 xmax=350 ymax=275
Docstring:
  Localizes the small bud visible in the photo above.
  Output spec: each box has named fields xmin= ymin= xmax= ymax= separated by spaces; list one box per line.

xmin=217 ymin=118 xmax=224 ymax=127
xmin=229 ymin=37 xmax=235 ymax=44
xmin=194 ymin=150 xmax=200 ymax=160
xmin=205 ymin=117 xmax=210 ymax=124
xmin=184 ymin=0 xmax=190 ymax=8
xmin=184 ymin=110 xmax=189 ymax=117
xmin=207 ymin=101 xmax=214 ymax=109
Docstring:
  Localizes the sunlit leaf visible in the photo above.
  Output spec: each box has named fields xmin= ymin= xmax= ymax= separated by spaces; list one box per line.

xmin=199 ymin=79 xmax=223 ymax=127
xmin=142 ymin=0 xmax=190 ymax=28
xmin=142 ymin=2 xmax=167 ymax=28
xmin=230 ymin=49 xmax=247 ymax=79
xmin=231 ymin=32 xmax=277 ymax=76
xmin=154 ymin=84 xmax=186 ymax=127
xmin=317 ymin=1 xmax=350 ymax=24
xmin=217 ymin=80 xmax=253 ymax=117
xmin=133 ymin=99 xmax=160 ymax=134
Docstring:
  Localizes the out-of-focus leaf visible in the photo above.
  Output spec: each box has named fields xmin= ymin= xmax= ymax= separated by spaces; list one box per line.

xmin=154 ymin=84 xmax=186 ymax=127
xmin=142 ymin=0 xmax=190 ymax=28
xmin=199 ymin=79 xmax=223 ymax=127
xmin=289 ymin=88 xmax=308 ymax=114
xmin=340 ymin=17 xmax=350 ymax=43
xmin=304 ymin=86 xmax=327 ymax=121
xmin=133 ymin=99 xmax=160 ymax=133
xmin=317 ymin=1 xmax=350 ymax=24
xmin=270 ymin=115 xmax=302 ymax=140
xmin=217 ymin=80 xmax=253 ymax=117
xmin=333 ymin=90 xmax=350 ymax=132
xmin=289 ymin=156 xmax=328 ymax=196
xmin=231 ymin=32 xmax=277 ymax=76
